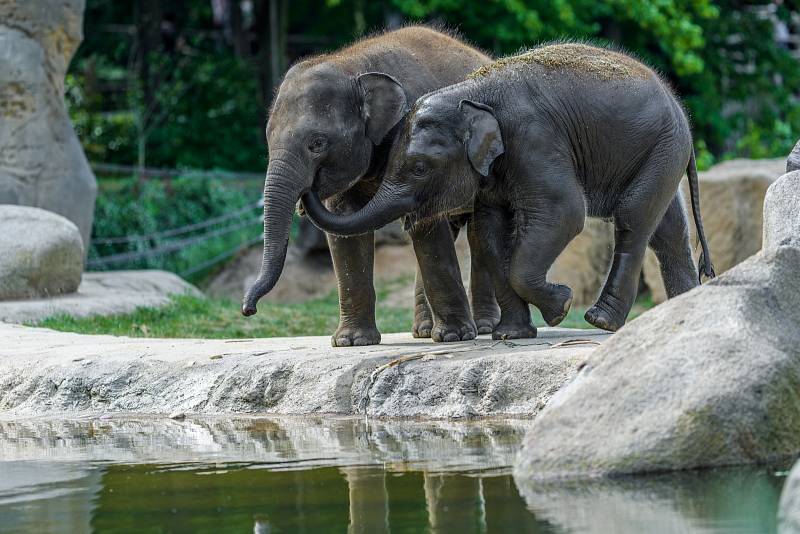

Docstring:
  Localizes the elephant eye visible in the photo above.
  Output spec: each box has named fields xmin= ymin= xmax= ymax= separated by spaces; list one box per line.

xmin=308 ymin=136 xmax=328 ymax=154
xmin=411 ymin=160 xmax=429 ymax=177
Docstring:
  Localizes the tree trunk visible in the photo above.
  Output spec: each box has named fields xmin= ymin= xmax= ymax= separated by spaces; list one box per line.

xmin=133 ymin=0 xmax=162 ymax=176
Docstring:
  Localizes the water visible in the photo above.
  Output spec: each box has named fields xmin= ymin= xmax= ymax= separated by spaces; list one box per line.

xmin=0 ymin=417 xmax=790 ymax=533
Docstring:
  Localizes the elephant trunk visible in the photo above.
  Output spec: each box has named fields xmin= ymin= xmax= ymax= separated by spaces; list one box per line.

xmin=301 ymin=186 xmax=415 ymax=237
xmin=241 ymin=166 xmax=305 ymax=316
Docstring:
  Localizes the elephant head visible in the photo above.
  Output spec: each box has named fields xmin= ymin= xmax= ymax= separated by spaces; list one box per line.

xmin=301 ymin=92 xmax=504 ymax=237
xmin=241 ymin=63 xmax=409 ymax=316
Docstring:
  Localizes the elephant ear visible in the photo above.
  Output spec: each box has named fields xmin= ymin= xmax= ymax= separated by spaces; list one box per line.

xmin=357 ymin=72 xmax=408 ymax=145
xmin=459 ymin=99 xmax=504 ymax=177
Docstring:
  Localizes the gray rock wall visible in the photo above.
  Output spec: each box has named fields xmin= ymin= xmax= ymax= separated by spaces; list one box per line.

xmin=0 ymin=0 xmax=97 ymax=248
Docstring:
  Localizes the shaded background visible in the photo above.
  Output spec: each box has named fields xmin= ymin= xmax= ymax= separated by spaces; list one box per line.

xmin=71 ymin=0 xmax=799 ymax=284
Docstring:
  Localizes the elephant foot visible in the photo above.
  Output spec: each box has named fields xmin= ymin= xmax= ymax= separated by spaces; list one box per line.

xmin=412 ymin=317 xmax=433 ymax=339
xmin=473 ymin=306 xmax=501 ymax=335
xmin=538 ymin=285 xmax=573 ymax=327
xmin=431 ymin=318 xmax=477 ymax=343
xmin=476 ymin=317 xmax=500 ymax=335
xmin=332 ymin=325 xmax=381 ymax=347
xmin=491 ymin=320 xmax=537 ymax=341
xmin=584 ymin=298 xmax=627 ymax=332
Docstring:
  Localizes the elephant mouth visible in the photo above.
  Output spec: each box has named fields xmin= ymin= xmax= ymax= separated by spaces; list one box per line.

xmin=313 ymin=169 xmax=364 ymax=202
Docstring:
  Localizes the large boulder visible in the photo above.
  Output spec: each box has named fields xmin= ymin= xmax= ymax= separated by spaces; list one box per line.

xmin=515 ymin=167 xmax=800 ymax=479
xmin=515 ymin=243 xmax=800 ymax=480
xmin=780 ymin=460 xmax=800 ymax=533
xmin=788 ymin=140 xmax=800 ymax=173
xmin=763 ymin=170 xmax=800 ymax=251
xmin=0 ymin=205 xmax=83 ymax=300
xmin=644 ymin=158 xmax=786 ymax=302
xmin=0 ymin=0 xmax=97 ymax=248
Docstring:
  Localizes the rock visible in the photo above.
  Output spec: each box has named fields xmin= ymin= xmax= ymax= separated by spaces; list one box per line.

xmin=0 ymin=326 xmax=610 ymax=417
xmin=763 ymin=170 xmax=800 ymax=252
xmin=0 ymin=270 xmax=201 ymax=323
xmin=0 ymin=0 xmax=97 ymax=248
xmin=0 ymin=205 xmax=83 ymax=300
xmin=515 ymin=244 xmax=800 ymax=480
xmin=549 ymin=219 xmax=614 ymax=306
xmin=644 ymin=158 xmax=787 ymax=303
xmin=788 ymin=140 xmax=800 ymax=173
xmin=779 ymin=460 xmax=800 ymax=533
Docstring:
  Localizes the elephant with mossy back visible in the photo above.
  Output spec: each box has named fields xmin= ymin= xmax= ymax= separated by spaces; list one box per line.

xmin=242 ymin=27 xmax=499 ymax=345
xmin=303 ymin=43 xmax=716 ymax=337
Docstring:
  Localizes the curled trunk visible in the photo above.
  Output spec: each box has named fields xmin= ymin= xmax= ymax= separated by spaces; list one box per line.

xmin=301 ymin=187 xmax=415 ymax=237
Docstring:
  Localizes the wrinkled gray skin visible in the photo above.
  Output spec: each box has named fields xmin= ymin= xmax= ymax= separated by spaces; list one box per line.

xmin=242 ymin=27 xmax=499 ymax=345
xmin=303 ymin=44 xmax=716 ymax=336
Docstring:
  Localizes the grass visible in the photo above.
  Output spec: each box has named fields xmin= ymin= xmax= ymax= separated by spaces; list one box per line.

xmin=33 ymin=280 xmax=656 ymax=339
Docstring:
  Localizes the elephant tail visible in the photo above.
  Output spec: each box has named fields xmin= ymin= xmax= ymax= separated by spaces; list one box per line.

xmin=687 ymin=148 xmax=716 ymax=281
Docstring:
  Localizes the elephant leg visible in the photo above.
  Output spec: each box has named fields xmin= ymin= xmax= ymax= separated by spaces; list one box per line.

xmin=412 ymin=215 xmax=463 ymax=339
xmin=509 ymin=196 xmax=584 ymax=328
xmin=472 ymin=202 xmax=536 ymax=340
xmin=467 ymin=216 xmax=501 ymax=334
xmin=412 ymin=267 xmax=434 ymax=338
xmin=409 ymin=219 xmax=476 ymax=342
xmin=586 ymin=147 xmax=686 ymax=331
xmin=327 ymin=230 xmax=381 ymax=347
xmin=648 ymin=190 xmax=699 ymax=298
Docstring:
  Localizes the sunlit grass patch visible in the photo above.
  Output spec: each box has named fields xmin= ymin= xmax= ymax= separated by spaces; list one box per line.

xmin=34 ymin=285 xmax=654 ymax=339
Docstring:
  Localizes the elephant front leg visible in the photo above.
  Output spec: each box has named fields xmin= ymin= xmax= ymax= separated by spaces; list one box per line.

xmin=471 ymin=203 xmax=537 ymax=340
xmin=327 ymin=231 xmax=381 ymax=346
xmin=466 ymin=216 xmax=501 ymax=335
xmin=409 ymin=220 xmax=476 ymax=342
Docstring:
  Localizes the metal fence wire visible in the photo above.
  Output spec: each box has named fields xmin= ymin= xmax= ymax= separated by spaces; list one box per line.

xmin=88 ymin=163 xmax=265 ymax=278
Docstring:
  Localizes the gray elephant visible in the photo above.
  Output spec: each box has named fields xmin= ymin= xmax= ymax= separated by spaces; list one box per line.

xmin=301 ymin=43 xmax=715 ymax=337
xmin=241 ymin=26 xmax=500 ymax=345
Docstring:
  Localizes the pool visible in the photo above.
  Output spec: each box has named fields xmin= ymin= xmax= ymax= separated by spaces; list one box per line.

xmin=0 ymin=417 xmax=790 ymax=533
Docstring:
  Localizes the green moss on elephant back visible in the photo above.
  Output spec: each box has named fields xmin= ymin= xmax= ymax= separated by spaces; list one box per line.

xmin=469 ymin=43 xmax=652 ymax=81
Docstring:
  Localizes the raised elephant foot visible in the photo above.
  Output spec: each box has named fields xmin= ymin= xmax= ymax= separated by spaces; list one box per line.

xmin=431 ymin=319 xmax=477 ymax=342
xmin=491 ymin=320 xmax=537 ymax=341
xmin=331 ymin=325 xmax=382 ymax=347
xmin=538 ymin=285 xmax=573 ymax=327
xmin=584 ymin=299 xmax=626 ymax=332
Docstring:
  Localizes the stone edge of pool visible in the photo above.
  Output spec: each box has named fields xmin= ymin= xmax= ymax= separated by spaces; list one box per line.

xmin=0 ymin=322 xmax=611 ymax=420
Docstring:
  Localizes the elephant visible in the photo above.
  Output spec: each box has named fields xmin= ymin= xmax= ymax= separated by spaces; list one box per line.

xmin=301 ymin=43 xmax=716 ymax=337
xmin=241 ymin=26 xmax=500 ymax=346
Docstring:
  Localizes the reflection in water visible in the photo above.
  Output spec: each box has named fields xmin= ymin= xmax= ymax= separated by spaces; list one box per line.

xmin=517 ymin=464 xmax=790 ymax=534
xmin=0 ymin=417 xmax=790 ymax=533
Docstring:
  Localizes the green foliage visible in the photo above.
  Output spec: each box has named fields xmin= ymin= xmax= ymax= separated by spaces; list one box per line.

xmin=69 ymin=1 xmax=799 ymax=172
xmin=90 ymin=177 xmax=262 ymax=282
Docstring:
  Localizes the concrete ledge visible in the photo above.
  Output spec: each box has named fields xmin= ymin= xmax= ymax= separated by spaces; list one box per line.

xmin=0 ymin=270 xmax=201 ymax=323
xmin=0 ymin=324 xmax=610 ymax=419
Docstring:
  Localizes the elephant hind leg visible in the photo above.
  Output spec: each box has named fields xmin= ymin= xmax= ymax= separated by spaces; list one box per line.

xmin=586 ymin=144 xmax=688 ymax=332
xmin=648 ymin=190 xmax=699 ymax=299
